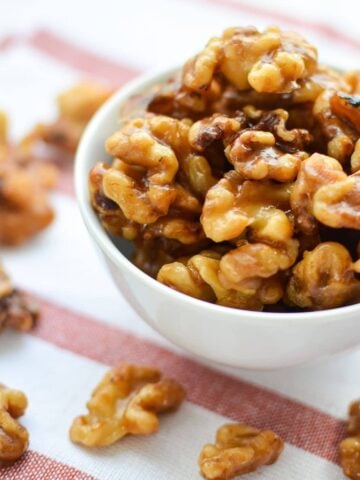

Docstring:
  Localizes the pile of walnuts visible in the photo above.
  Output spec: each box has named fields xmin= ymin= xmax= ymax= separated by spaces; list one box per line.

xmin=90 ymin=25 xmax=360 ymax=312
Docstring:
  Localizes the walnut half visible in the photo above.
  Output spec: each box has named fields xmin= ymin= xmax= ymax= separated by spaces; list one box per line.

xmin=69 ymin=363 xmax=186 ymax=447
xmin=0 ymin=264 xmax=38 ymax=333
xmin=340 ymin=399 xmax=360 ymax=480
xmin=0 ymin=384 xmax=29 ymax=464
xmin=199 ymin=423 xmax=284 ymax=480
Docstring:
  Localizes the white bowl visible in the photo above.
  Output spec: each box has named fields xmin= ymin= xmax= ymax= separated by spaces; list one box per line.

xmin=75 ymin=68 xmax=360 ymax=370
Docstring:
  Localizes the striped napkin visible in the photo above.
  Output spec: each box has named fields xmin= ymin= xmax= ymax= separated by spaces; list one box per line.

xmin=0 ymin=0 xmax=359 ymax=478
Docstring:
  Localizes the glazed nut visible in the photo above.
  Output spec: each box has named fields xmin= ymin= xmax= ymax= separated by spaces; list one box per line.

xmin=0 ymin=160 xmax=54 ymax=246
xmin=69 ymin=363 xmax=185 ymax=447
xmin=0 ymin=384 xmax=29 ymax=464
xmin=219 ymin=240 xmax=298 ymax=289
xmin=286 ymin=242 xmax=360 ymax=310
xmin=103 ymin=116 xmax=199 ymax=224
xmin=221 ymin=26 xmax=317 ymax=93
xmin=340 ymin=437 xmax=360 ymax=480
xmin=226 ymin=109 xmax=310 ymax=182
xmin=340 ymin=399 xmax=360 ymax=480
xmin=313 ymin=90 xmax=357 ymax=163
xmin=201 ymin=170 xmax=292 ymax=242
xmin=0 ymin=264 xmax=38 ymax=333
xmin=188 ymin=114 xmax=243 ymax=152
xmin=290 ymin=153 xmax=358 ymax=235
xmin=313 ymin=173 xmax=360 ymax=230
xmin=158 ymin=249 xmax=285 ymax=311
xmin=199 ymin=423 xmax=284 ymax=479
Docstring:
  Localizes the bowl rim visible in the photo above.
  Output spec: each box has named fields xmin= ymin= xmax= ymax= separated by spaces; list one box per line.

xmin=75 ymin=66 xmax=360 ymax=324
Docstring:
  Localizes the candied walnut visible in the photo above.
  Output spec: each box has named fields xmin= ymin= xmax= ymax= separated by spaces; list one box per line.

xmin=226 ymin=113 xmax=309 ymax=181
xmin=286 ymin=242 xmax=360 ymax=310
xmin=313 ymin=89 xmax=357 ymax=163
xmin=69 ymin=363 xmax=185 ymax=447
xmin=0 ymin=160 xmax=55 ymax=245
xmin=340 ymin=399 xmax=360 ymax=480
xmin=292 ymin=65 xmax=351 ymax=104
xmin=89 ymin=162 xmax=140 ymax=240
xmin=158 ymin=249 xmax=284 ymax=310
xmin=290 ymin=153 xmax=347 ymax=235
xmin=104 ymin=116 xmax=180 ymax=224
xmin=177 ymin=36 xmax=224 ymax=114
xmin=341 ymin=437 xmax=360 ymax=480
xmin=0 ymin=384 xmax=29 ymax=464
xmin=188 ymin=114 xmax=244 ymax=152
xmin=174 ymin=26 xmax=317 ymax=113
xmin=29 ymin=82 xmax=113 ymax=155
xmin=178 ymin=153 xmax=218 ymax=197
xmin=219 ymin=240 xmax=298 ymax=290
xmin=220 ymin=26 xmax=317 ymax=93
xmin=313 ymin=171 xmax=360 ymax=230
xmin=104 ymin=115 xmax=215 ymax=231
xmin=201 ymin=170 xmax=292 ymax=242
xmin=0 ymin=112 xmax=56 ymax=245
xmin=199 ymin=423 xmax=284 ymax=479
xmin=330 ymin=93 xmax=360 ymax=133
xmin=143 ymin=215 xmax=205 ymax=245
xmin=0 ymin=264 xmax=38 ymax=333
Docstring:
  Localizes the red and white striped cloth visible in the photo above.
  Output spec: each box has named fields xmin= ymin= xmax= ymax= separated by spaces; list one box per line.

xmin=0 ymin=1 xmax=359 ymax=478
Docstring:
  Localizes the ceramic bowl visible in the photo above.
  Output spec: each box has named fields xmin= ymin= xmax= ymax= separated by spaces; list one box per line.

xmin=75 ymin=68 xmax=360 ymax=369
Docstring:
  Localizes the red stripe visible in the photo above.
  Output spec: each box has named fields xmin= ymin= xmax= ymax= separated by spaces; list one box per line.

xmin=0 ymin=35 xmax=19 ymax=52
xmin=29 ymin=294 xmax=345 ymax=464
xmin=27 ymin=30 xmax=139 ymax=84
xmin=203 ymin=0 xmax=360 ymax=52
xmin=0 ymin=450 xmax=95 ymax=480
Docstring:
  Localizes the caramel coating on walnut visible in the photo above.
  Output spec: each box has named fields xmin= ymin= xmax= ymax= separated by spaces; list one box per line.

xmin=314 ymin=172 xmax=360 ymax=230
xmin=286 ymin=242 xmax=360 ymax=309
xmin=188 ymin=114 xmax=243 ymax=152
xmin=219 ymin=240 xmax=298 ymax=290
xmin=199 ymin=423 xmax=284 ymax=480
xmin=0 ymin=160 xmax=55 ymax=245
xmin=227 ymin=108 xmax=311 ymax=182
xmin=89 ymin=162 xmax=140 ymax=240
xmin=340 ymin=399 xmax=360 ymax=480
xmin=313 ymin=89 xmax=357 ymax=163
xmin=0 ymin=264 xmax=38 ymax=333
xmin=158 ymin=249 xmax=284 ymax=310
xmin=201 ymin=170 xmax=292 ymax=242
xmin=176 ymin=26 xmax=317 ymax=113
xmin=226 ymin=129 xmax=307 ymax=182
xmin=290 ymin=153 xmax=356 ymax=234
xmin=69 ymin=363 xmax=185 ymax=447
xmin=220 ymin=26 xmax=317 ymax=93
xmin=104 ymin=116 xmax=180 ymax=223
xmin=0 ymin=384 xmax=29 ymax=464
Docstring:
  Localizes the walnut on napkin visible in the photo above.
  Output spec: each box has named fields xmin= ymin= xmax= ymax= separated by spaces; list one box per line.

xmin=0 ymin=264 xmax=38 ymax=333
xmin=0 ymin=111 xmax=56 ymax=246
xmin=0 ymin=384 xmax=29 ymax=464
xmin=199 ymin=423 xmax=284 ymax=479
xmin=340 ymin=399 xmax=360 ymax=480
xmin=69 ymin=363 xmax=186 ymax=447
